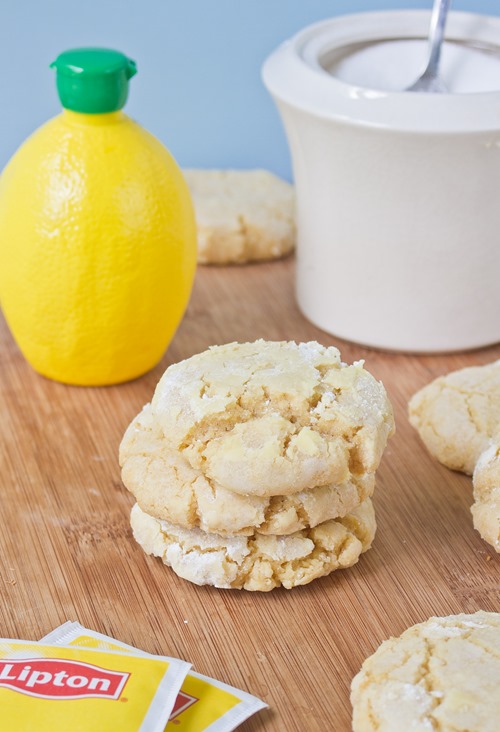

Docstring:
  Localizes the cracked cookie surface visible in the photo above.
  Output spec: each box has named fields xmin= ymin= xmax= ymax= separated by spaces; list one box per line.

xmin=472 ymin=438 xmax=500 ymax=553
xmin=120 ymin=404 xmax=375 ymax=536
xmin=130 ymin=498 xmax=376 ymax=591
xmin=409 ymin=360 xmax=500 ymax=475
xmin=150 ymin=340 xmax=394 ymax=497
xmin=351 ymin=611 xmax=500 ymax=732
xmin=183 ymin=169 xmax=295 ymax=265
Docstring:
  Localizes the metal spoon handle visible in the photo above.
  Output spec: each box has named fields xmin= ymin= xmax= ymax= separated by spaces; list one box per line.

xmin=425 ymin=0 xmax=452 ymax=75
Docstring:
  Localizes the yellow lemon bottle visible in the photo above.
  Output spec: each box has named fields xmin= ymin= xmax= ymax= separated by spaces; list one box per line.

xmin=0 ymin=48 xmax=197 ymax=386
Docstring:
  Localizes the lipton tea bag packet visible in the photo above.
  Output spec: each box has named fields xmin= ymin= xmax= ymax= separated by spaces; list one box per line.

xmin=42 ymin=622 xmax=268 ymax=731
xmin=0 ymin=638 xmax=190 ymax=732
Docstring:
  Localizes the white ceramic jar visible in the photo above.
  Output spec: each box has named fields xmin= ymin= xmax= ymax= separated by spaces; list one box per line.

xmin=262 ymin=11 xmax=500 ymax=352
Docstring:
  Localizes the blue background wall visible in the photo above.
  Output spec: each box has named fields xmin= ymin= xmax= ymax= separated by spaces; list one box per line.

xmin=2 ymin=1 xmax=499 ymax=180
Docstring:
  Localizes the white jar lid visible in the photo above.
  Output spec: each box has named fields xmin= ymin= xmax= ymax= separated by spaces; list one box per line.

xmin=262 ymin=10 xmax=500 ymax=132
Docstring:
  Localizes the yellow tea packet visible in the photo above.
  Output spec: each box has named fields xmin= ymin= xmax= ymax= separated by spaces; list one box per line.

xmin=0 ymin=638 xmax=190 ymax=731
xmin=42 ymin=622 xmax=267 ymax=731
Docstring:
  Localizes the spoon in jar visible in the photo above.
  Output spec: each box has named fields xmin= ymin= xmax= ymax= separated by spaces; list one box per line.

xmin=406 ymin=0 xmax=452 ymax=92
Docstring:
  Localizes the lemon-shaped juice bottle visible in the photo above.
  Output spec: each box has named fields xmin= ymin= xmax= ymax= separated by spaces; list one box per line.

xmin=0 ymin=48 xmax=197 ymax=385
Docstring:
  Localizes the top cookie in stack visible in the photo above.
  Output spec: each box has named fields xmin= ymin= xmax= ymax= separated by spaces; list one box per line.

xmin=120 ymin=340 xmax=395 ymax=590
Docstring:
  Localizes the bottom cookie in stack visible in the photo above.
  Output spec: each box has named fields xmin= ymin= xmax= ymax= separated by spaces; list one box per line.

xmin=130 ymin=499 xmax=376 ymax=592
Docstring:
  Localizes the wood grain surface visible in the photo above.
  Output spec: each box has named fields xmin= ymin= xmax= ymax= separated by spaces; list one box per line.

xmin=1 ymin=256 xmax=499 ymax=731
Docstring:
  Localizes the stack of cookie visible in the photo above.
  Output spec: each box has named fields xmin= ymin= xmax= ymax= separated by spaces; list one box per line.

xmin=119 ymin=340 xmax=395 ymax=591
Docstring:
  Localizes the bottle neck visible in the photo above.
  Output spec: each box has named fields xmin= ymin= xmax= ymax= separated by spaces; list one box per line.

xmin=62 ymin=109 xmax=126 ymax=126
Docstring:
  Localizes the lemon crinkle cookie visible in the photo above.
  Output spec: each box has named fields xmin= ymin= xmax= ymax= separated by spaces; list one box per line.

xmin=408 ymin=359 xmax=500 ymax=475
xmin=130 ymin=498 xmax=376 ymax=592
xmin=183 ymin=169 xmax=295 ymax=264
xmin=409 ymin=359 xmax=500 ymax=552
xmin=119 ymin=404 xmax=375 ymax=536
xmin=472 ymin=437 xmax=500 ymax=552
xmin=351 ymin=611 xmax=500 ymax=732
xmin=150 ymin=340 xmax=395 ymax=497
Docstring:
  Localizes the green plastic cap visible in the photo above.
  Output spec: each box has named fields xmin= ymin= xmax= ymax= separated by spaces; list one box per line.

xmin=50 ymin=48 xmax=137 ymax=113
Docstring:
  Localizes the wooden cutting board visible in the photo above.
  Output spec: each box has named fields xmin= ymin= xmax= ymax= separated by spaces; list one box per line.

xmin=1 ymin=256 xmax=499 ymax=731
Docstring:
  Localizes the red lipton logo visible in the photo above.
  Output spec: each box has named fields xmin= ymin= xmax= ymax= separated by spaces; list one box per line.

xmin=0 ymin=658 xmax=129 ymax=700
xmin=169 ymin=690 xmax=199 ymax=720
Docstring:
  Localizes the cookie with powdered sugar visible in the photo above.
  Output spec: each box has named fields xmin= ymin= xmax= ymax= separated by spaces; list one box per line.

xmin=351 ymin=611 xmax=500 ymax=732
xmin=409 ymin=360 xmax=500 ymax=551
xmin=149 ymin=340 xmax=395 ymax=498
xmin=409 ymin=360 xmax=500 ymax=475
xmin=119 ymin=403 xmax=376 ymax=536
xmin=183 ymin=169 xmax=295 ymax=264
xmin=472 ymin=437 xmax=500 ymax=553
xmin=130 ymin=498 xmax=376 ymax=591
